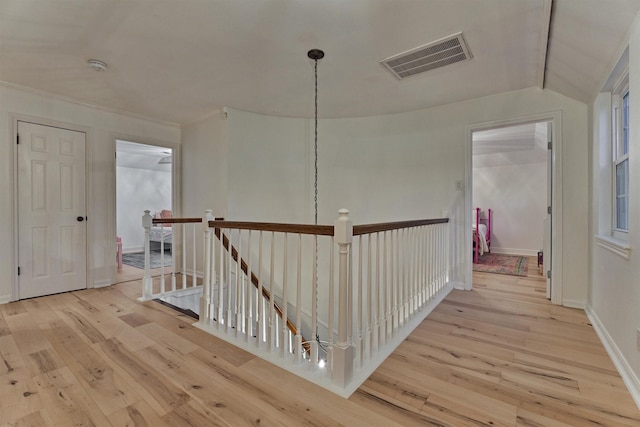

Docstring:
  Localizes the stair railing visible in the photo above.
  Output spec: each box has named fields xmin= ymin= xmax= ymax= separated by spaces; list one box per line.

xmin=196 ymin=209 xmax=453 ymax=395
xmin=140 ymin=210 xmax=202 ymax=301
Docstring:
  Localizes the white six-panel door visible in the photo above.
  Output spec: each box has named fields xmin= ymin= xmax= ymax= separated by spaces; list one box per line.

xmin=18 ymin=121 xmax=87 ymax=299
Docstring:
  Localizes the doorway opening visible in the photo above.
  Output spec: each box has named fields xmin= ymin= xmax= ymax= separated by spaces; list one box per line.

xmin=467 ymin=115 xmax=560 ymax=303
xmin=115 ymin=140 xmax=173 ymax=283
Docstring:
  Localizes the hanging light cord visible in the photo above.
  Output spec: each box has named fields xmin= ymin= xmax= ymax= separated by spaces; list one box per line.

xmin=313 ymin=57 xmax=319 ymax=227
xmin=307 ymin=49 xmax=325 ymax=351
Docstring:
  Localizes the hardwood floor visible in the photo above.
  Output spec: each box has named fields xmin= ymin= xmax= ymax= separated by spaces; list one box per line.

xmin=1 ymin=257 xmax=638 ymax=426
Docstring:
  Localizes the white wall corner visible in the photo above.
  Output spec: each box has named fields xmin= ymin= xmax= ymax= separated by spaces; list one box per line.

xmin=585 ymin=304 xmax=640 ymax=409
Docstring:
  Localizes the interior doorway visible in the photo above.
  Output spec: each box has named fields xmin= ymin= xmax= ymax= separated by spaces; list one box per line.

xmin=466 ymin=114 xmax=560 ymax=303
xmin=115 ymin=140 xmax=173 ymax=282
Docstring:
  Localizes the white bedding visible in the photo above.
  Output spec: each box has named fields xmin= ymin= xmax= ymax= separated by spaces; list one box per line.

xmin=474 ymin=223 xmax=489 ymax=255
xmin=149 ymin=226 xmax=173 ymax=244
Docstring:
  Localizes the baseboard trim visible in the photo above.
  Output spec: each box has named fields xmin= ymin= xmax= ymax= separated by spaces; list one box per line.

xmin=562 ymin=299 xmax=586 ymax=309
xmin=491 ymin=247 xmax=539 ymax=257
xmin=586 ymin=304 xmax=640 ymax=409
xmin=0 ymin=294 xmax=13 ymax=305
xmin=93 ymin=279 xmax=112 ymax=288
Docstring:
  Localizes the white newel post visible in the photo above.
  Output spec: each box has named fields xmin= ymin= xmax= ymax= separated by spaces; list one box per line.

xmin=333 ymin=208 xmax=354 ymax=387
xmin=201 ymin=209 xmax=215 ymax=323
xmin=141 ymin=210 xmax=153 ymax=301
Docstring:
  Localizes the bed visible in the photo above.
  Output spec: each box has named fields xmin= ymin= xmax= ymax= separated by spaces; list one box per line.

xmin=151 ymin=209 xmax=173 ymax=252
xmin=473 ymin=207 xmax=492 ymax=263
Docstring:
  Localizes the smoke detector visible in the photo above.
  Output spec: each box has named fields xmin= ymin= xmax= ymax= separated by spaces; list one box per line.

xmin=380 ymin=32 xmax=472 ymax=80
xmin=88 ymin=59 xmax=107 ymax=72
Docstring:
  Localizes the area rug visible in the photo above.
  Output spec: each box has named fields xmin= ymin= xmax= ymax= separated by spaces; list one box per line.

xmin=122 ymin=250 xmax=172 ymax=269
xmin=473 ymin=253 xmax=528 ymax=277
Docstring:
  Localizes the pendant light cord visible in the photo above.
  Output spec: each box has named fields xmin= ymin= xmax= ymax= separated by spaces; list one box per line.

xmin=313 ymin=58 xmax=319 ymax=227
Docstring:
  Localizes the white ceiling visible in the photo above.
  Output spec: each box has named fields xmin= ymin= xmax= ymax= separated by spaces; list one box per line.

xmin=116 ymin=140 xmax=172 ymax=171
xmin=1 ymin=0 xmax=638 ymax=125
xmin=473 ymin=122 xmax=548 ymax=168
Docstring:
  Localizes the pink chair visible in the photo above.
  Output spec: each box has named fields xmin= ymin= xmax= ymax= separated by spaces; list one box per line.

xmin=116 ymin=236 xmax=123 ymax=270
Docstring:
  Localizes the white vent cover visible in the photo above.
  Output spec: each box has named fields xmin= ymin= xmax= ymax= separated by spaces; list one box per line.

xmin=380 ymin=32 xmax=472 ymax=80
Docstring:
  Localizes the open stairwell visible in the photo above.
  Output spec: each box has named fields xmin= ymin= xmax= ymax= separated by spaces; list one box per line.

xmin=139 ymin=202 xmax=466 ymax=397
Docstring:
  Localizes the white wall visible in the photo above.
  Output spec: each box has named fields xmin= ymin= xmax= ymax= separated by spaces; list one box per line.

xmin=183 ymin=86 xmax=588 ymax=305
xmin=116 ymin=166 xmax=172 ymax=252
xmin=0 ymin=84 xmax=180 ymax=301
xmin=589 ymin=12 xmax=640 ymax=406
xmin=181 ymin=109 xmax=228 ymax=218
xmin=473 ymin=150 xmax=547 ymax=256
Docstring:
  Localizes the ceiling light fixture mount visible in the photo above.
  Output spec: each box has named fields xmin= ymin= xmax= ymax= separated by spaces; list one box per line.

xmin=307 ymin=49 xmax=325 ymax=61
xmin=88 ymin=59 xmax=107 ymax=72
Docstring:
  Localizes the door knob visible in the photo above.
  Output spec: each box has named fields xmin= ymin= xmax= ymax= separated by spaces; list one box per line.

xmin=77 ymin=216 xmax=85 ymax=222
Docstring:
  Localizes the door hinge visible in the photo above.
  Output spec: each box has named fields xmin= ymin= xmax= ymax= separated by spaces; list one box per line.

xmin=547 ymin=270 xmax=551 ymax=279
xmin=17 ymin=266 xmax=21 ymax=276
xmin=16 ymin=133 xmax=19 ymax=145
xmin=547 ymin=140 xmax=552 ymax=150
xmin=547 ymin=206 xmax=552 ymax=215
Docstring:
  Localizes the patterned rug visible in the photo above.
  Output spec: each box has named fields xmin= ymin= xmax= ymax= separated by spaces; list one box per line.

xmin=473 ymin=253 xmax=528 ymax=277
xmin=122 ymin=250 xmax=172 ymax=269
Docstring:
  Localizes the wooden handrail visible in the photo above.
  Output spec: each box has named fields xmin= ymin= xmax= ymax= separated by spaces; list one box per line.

xmin=213 ymin=228 xmax=311 ymax=354
xmin=210 ymin=217 xmax=448 ymax=237
xmin=353 ymin=218 xmax=449 ymax=236
xmin=209 ymin=220 xmax=333 ymax=236
xmin=152 ymin=217 xmax=202 ymax=224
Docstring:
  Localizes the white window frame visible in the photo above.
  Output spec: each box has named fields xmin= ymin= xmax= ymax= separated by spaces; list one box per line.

xmin=612 ymin=72 xmax=629 ymax=240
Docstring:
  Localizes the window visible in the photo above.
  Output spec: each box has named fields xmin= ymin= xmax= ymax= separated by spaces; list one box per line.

xmin=613 ymin=82 xmax=629 ymax=236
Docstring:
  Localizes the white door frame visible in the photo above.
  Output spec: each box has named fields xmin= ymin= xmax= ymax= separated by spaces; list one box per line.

xmin=111 ymin=134 xmax=181 ymax=284
xmin=464 ymin=111 xmax=563 ymax=305
xmin=11 ymin=114 xmax=92 ymax=302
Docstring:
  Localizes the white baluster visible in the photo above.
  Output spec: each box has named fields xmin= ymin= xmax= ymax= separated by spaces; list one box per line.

xmin=192 ymin=225 xmax=197 ymax=287
xmin=311 ymin=235 xmax=318 ymax=366
xmin=226 ymin=229 xmax=232 ymax=331
xmin=246 ymin=230 xmax=252 ymax=342
xmin=281 ymin=233 xmax=289 ymax=357
xmin=217 ymin=224 xmax=224 ymax=329
xmin=366 ymin=234 xmax=372 ymax=360
xmin=357 ymin=235 xmax=363 ymax=366
xmin=295 ymin=233 xmax=302 ymax=363
xmin=160 ymin=224 xmax=165 ymax=294
xmin=141 ymin=210 xmax=153 ymax=300
xmin=269 ymin=232 xmax=275 ymax=351
xmin=257 ymin=230 xmax=263 ymax=348
xmin=328 ymin=235 xmax=335 ymax=367
xmin=181 ymin=223 xmax=187 ymax=290
xmin=372 ymin=232 xmax=379 ymax=352
xmin=236 ymin=230 xmax=242 ymax=338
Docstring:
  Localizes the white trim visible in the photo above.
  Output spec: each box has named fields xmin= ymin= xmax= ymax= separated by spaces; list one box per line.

xmin=93 ymin=279 xmax=113 ymax=288
xmin=595 ymin=234 xmax=631 ymax=259
xmin=491 ymin=247 xmax=539 ymax=257
xmin=466 ymin=111 xmax=563 ymax=305
xmin=0 ymin=294 xmax=12 ymax=305
xmin=586 ymin=305 xmax=640 ymax=409
xmin=561 ymin=299 xmax=585 ymax=310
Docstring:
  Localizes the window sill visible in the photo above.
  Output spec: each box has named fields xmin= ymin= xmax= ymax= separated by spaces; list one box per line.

xmin=595 ymin=234 xmax=631 ymax=259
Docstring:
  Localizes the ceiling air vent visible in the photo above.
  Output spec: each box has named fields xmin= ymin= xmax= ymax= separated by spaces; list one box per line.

xmin=380 ymin=32 xmax=472 ymax=80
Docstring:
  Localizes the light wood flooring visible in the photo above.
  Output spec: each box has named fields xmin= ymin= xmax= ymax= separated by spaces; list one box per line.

xmin=1 ymin=257 xmax=639 ymax=426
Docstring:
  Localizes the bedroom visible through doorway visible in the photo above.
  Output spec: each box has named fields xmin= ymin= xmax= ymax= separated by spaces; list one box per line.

xmin=471 ymin=121 xmax=551 ymax=293
xmin=115 ymin=140 xmax=173 ymax=282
